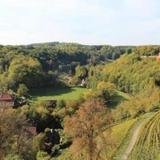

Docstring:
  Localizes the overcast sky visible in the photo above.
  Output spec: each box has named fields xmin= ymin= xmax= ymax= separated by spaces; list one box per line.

xmin=0 ymin=0 xmax=160 ymax=45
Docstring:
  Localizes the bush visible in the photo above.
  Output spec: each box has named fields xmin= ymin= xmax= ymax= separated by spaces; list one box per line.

xmin=36 ymin=151 xmax=50 ymax=160
xmin=56 ymin=100 xmax=66 ymax=109
xmin=17 ymin=83 xmax=29 ymax=97
xmin=4 ymin=154 xmax=21 ymax=160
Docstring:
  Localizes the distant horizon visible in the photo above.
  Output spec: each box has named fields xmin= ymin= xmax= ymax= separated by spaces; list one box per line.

xmin=0 ymin=41 xmax=160 ymax=47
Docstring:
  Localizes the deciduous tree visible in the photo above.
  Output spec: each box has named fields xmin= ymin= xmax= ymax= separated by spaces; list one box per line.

xmin=64 ymin=99 xmax=113 ymax=160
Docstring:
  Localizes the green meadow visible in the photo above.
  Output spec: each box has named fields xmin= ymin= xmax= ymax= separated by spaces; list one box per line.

xmin=30 ymin=87 xmax=88 ymax=101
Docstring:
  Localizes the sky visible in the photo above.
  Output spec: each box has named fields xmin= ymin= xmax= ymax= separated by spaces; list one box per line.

xmin=0 ymin=0 xmax=160 ymax=45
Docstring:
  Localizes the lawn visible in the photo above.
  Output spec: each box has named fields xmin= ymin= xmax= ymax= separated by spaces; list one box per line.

xmin=30 ymin=87 xmax=88 ymax=102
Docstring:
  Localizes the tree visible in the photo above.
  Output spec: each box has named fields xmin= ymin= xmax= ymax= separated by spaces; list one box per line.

xmin=75 ymin=66 xmax=88 ymax=80
xmin=64 ymin=99 xmax=113 ymax=160
xmin=0 ymin=109 xmax=35 ymax=160
xmin=8 ymin=55 xmax=43 ymax=89
xmin=17 ymin=84 xmax=29 ymax=97
xmin=97 ymin=81 xmax=116 ymax=104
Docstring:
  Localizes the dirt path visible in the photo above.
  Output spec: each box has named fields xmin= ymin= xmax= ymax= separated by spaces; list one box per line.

xmin=120 ymin=121 xmax=144 ymax=160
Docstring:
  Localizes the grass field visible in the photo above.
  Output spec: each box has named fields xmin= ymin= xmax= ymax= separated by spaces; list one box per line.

xmin=105 ymin=118 xmax=137 ymax=159
xmin=30 ymin=87 xmax=88 ymax=102
xmin=128 ymin=112 xmax=160 ymax=160
xmin=113 ymin=112 xmax=156 ymax=160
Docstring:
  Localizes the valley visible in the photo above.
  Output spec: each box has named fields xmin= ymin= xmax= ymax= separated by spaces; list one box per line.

xmin=0 ymin=44 xmax=160 ymax=160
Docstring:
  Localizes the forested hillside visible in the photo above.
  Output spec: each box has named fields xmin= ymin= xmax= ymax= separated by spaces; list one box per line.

xmin=0 ymin=43 xmax=131 ymax=93
xmin=87 ymin=52 xmax=160 ymax=120
xmin=1 ymin=43 xmax=160 ymax=160
xmin=102 ymin=53 xmax=160 ymax=94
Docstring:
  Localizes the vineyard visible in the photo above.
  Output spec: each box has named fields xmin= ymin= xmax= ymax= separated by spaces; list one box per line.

xmin=128 ymin=112 xmax=160 ymax=160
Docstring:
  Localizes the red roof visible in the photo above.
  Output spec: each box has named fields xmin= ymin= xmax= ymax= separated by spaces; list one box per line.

xmin=0 ymin=93 xmax=14 ymax=101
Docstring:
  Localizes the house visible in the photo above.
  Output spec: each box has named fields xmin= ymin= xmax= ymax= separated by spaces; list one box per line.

xmin=0 ymin=93 xmax=14 ymax=108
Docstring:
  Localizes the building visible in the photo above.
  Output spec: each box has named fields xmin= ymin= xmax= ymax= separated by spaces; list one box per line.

xmin=0 ymin=93 xmax=14 ymax=108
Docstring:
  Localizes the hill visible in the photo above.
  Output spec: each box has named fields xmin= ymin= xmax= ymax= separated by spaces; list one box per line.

xmin=102 ymin=53 xmax=160 ymax=94
xmin=1 ymin=44 xmax=160 ymax=160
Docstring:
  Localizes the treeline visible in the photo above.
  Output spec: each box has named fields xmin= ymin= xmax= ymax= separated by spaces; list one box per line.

xmin=134 ymin=45 xmax=160 ymax=56
xmin=0 ymin=43 xmax=132 ymax=72
xmin=0 ymin=43 xmax=132 ymax=92
xmin=1 ymin=43 xmax=160 ymax=93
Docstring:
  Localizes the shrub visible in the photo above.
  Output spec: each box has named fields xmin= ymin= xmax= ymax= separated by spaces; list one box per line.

xmin=56 ymin=100 xmax=66 ymax=109
xmin=4 ymin=154 xmax=21 ymax=160
xmin=36 ymin=151 xmax=50 ymax=160
xmin=17 ymin=83 xmax=29 ymax=97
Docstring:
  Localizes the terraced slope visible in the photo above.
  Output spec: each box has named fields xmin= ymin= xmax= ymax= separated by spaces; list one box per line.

xmin=113 ymin=113 xmax=155 ymax=160
xmin=121 ymin=121 xmax=145 ymax=160
xmin=128 ymin=112 xmax=160 ymax=160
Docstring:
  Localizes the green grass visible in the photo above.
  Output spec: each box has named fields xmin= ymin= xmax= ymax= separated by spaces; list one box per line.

xmin=103 ymin=112 xmax=155 ymax=160
xmin=104 ymin=118 xmax=137 ymax=159
xmin=128 ymin=112 xmax=160 ymax=160
xmin=30 ymin=87 xmax=88 ymax=102
xmin=103 ymin=113 xmax=154 ymax=159
xmin=111 ymin=119 xmax=136 ymax=146
xmin=113 ymin=113 xmax=154 ymax=160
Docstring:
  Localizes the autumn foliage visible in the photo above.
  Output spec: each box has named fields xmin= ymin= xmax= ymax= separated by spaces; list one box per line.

xmin=64 ymin=99 xmax=113 ymax=160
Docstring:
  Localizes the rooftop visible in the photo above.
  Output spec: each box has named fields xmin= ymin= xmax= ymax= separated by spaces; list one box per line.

xmin=0 ymin=93 xmax=14 ymax=101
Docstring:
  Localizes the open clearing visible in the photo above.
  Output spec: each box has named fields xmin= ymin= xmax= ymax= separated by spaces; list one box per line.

xmin=30 ymin=87 xmax=88 ymax=101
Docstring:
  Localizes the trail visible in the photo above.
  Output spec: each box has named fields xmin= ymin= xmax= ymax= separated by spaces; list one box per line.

xmin=120 ymin=121 xmax=144 ymax=160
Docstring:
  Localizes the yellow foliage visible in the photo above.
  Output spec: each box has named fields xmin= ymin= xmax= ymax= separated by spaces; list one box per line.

xmin=83 ymin=89 xmax=96 ymax=99
xmin=36 ymin=105 xmax=49 ymax=115
xmin=97 ymin=81 xmax=115 ymax=90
